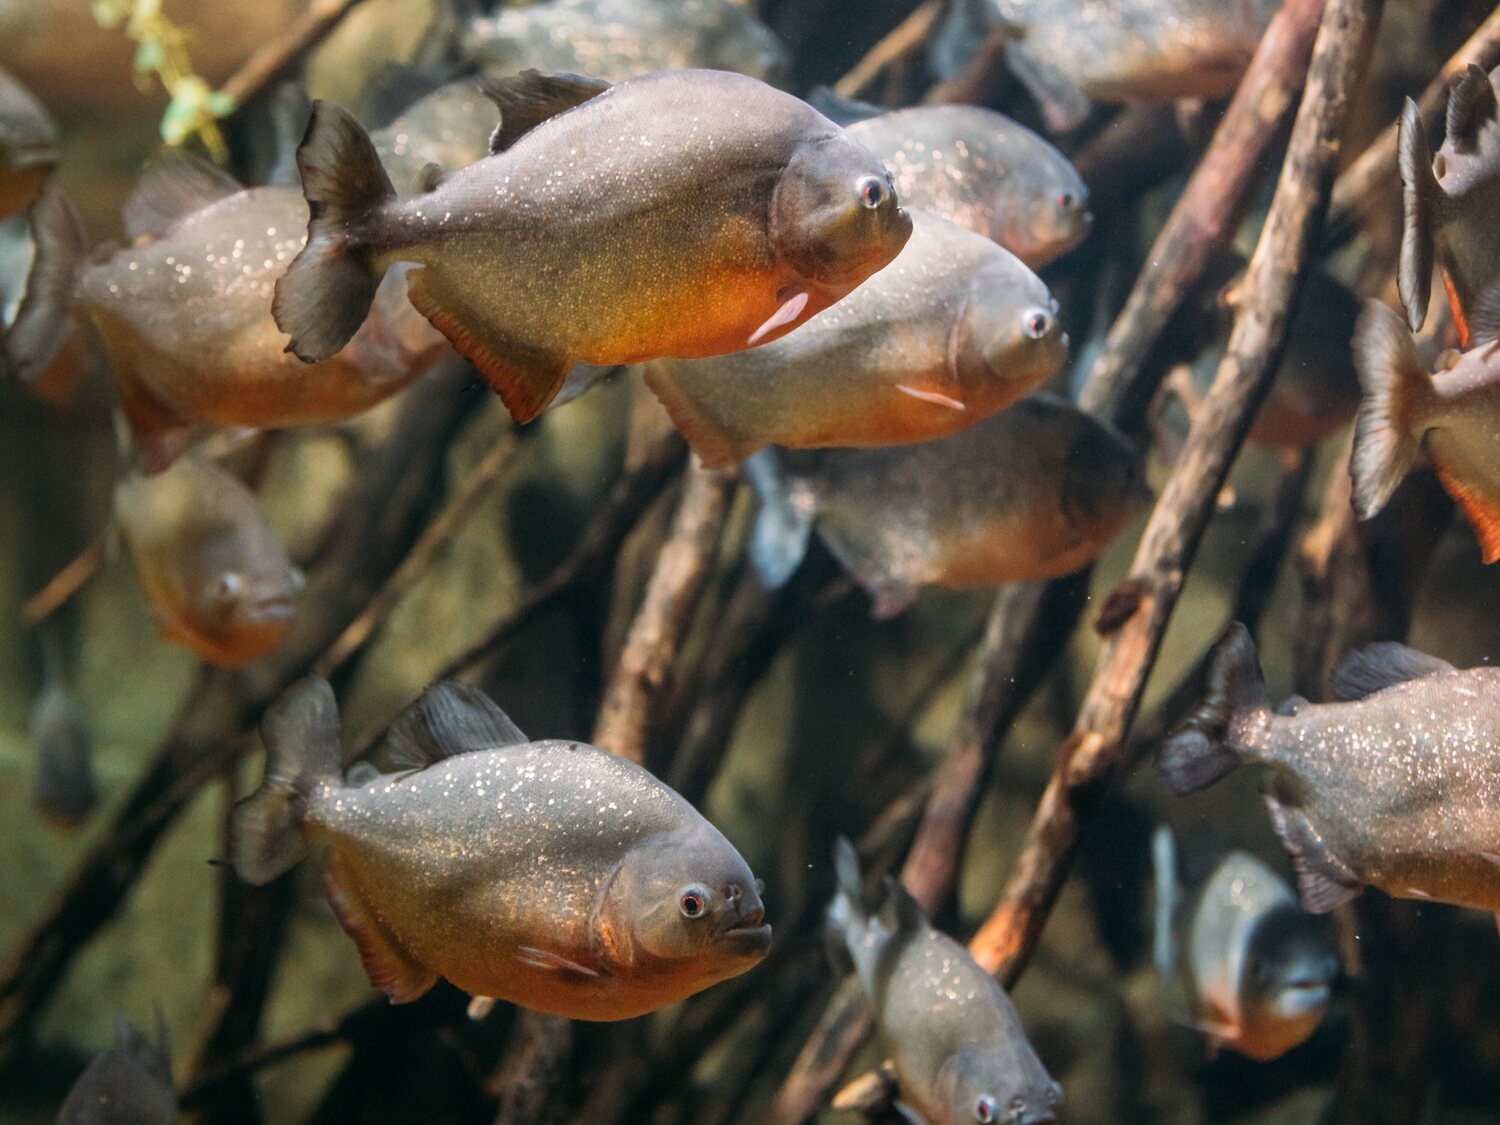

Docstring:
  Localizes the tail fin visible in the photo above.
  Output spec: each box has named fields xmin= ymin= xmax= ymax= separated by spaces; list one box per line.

xmin=744 ymin=449 xmax=813 ymax=590
xmin=1350 ymin=300 xmax=1436 ymax=520
xmin=825 ymin=835 xmax=867 ymax=966
xmin=272 ymin=101 xmax=396 ymax=363
xmin=229 ymin=676 xmax=342 ymax=884
xmin=1157 ymin=623 xmax=1269 ymax=795
xmin=5 ymin=185 xmax=85 ymax=384
xmin=1151 ymin=825 xmax=1179 ymax=977
xmin=1398 ymin=97 xmax=1438 ymax=332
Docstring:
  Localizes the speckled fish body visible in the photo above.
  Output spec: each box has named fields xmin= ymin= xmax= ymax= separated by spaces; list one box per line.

xmin=72 ymin=174 xmax=445 ymax=470
xmin=846 ymin=106 xmax=1089 ymax=267
xmin=273 ymin=69 xmax=912 ymax=423
xmin=231 ymin=680 xmax=770 ymax=1020
xmin=371 ymin=80 xmax=495 ymax=194
xmin=751 ymin=395 xmax=1149 ymax=617
xmin=461 ymin=0 xmax=787 ymax=85
xmin=1398 ymin=67 xmax=1500 ymax=344
xmin=643 ymin=209 xmax=1067 ymax=467
xmin=1160 ymin=624 xmax=1500 ymax=919
xmin=57 ymin=1016 xmax=176 ymax=1125
xmin=113 ymin=456 xmax=300 ymax=668
xmin=830 ymin=839 xmax=1060 ymax=1125
xmin=1350 ymin=300 xmax=1500 ymax=561
xmin=0 ymin=65 xmax=56 ymax=221
xmin=1152 ymin=828 xmax=1337 ymax=1061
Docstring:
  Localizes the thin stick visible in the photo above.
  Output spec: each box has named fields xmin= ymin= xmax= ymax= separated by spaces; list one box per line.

xmin=218 ymin=0 xmax=370 ymax=108
xmin=316 ymin=429 xmax=523 ymax=678
xmin=20 ymin=532 xmax=108 ymax=627
xmin=592 ymin=462 xmax=737 ymax=764
xmin=832 ymin=2 xmax=940 ymax=99
xmin=967 ymin=0 xmax=1381 ymax=986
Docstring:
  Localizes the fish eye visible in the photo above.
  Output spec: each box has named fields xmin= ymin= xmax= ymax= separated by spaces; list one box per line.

xmin=857 ymin=176 xmax=885 ymax=209
xmin=974 ymin=1095 xmax=999 ymax=1122
xmin=215 ymin=573 xmax=245 ymax=602
xmin=678 ymin=885 xmax=710 ymax=919
xmin=1024 ymin=310 xmax=1052 ymax=340
xmin=1057 ymin=190 xmax=1076 ymax=210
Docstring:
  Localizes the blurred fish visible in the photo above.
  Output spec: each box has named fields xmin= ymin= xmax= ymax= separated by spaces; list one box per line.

xmin=274 ymin=70 xmax=912 ymax=422
xmin=1399 ymin=67 xmax=1500 ymax=344
xmin=113 ymin=456 xmax=302 ymax=668
xmin=462 ymin=0 xmax=787 ymax=86
xmin=23 ymin=158 xmax=446 ymax=470
xmin=644 ymin=210 xmax=1067 ymax=467
xmin=0 ymin=65 xmax=56 ymax=222
xmin=1159 ymin=623 xmax=1500 ymax=920
xmin=829 ymin=838 xmax=1061 ymax=1125
xmin=57 ymin=1013 xmax=176 ymax=1125
xmin=28 ymin=625 xmax=97 ymax=828
xmin=1151 ymin=826 xmax=1338 ymax=1061
xmin=370 ymin=76 xmax=496 ymax=193
xmin=930 ymin=0 xmax=1279 ymax=132
xmin=844 ymin=104 xmax=1090 ymax=268
xmin=1350 ymin=300 xmax=1500 ymax=561
xmin=748 ymin=395 xmax=1151 ymax=618
xmin=230 ymin=678 xmax=771 ymax=1019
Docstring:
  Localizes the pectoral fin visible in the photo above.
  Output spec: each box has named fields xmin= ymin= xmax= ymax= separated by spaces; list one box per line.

xmin=515 ymin=946 xmax=602 ymax=980
xmin=895 ymin=384 xmax=967 ymax=412
xmin=747 ymin=287 xmax=809 ymax=346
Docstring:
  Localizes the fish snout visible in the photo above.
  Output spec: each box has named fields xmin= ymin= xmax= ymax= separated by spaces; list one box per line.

xmin=718 ymin=883 xmax=771 ymax=958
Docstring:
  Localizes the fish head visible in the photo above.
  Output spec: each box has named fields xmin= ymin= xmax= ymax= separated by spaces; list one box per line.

xmin=997 ymin=164 xmax=1091 ymax=268
xmin=939 ymin=1044 xmax=1062 ymax=1125
xmin=602 ymin=822 xmax=771 ymax=987
xmin=1240 ymin=906 xmax=1339 ymax=1039
xmin=771 ymin=131 xmax=912 ymax=298
xmin=179 ymin=562 xmax=300 ymax=666
xmin=1061 ymin=423 xmax=1151 ymax=541
xmin=957 ymin=254 xmax=1068 ymax=407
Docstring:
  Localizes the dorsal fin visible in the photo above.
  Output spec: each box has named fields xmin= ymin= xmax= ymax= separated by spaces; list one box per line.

xmin=1446 ymin=63 xmax=1498 ymax=156
xmin=384 ymin=681 xmax=528 ymax=768
xmin=123 ymin=152 xmax=241 ymax=241
xmin=806 ymin=86 xmax=886 ymax=127
xmin=480 ymin=70 xmax=610 ymax=155
xmin=1329 ymin=642 xmax=1455 ymax=701
xmin=878 ymin=876 xmax=927 ymax=936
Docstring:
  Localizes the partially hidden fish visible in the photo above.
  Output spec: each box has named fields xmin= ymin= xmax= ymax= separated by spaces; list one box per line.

xmin=830 ymin=838 xmax=1062 ymax=1125
xmin=746 ymin=395 xmax=1151 ymax=618
xmin=461 ymin=0 xmax=787 ymax=87
xmin=1398 ymin=66 xmax=1500 ymax=345
xmin=29 ymin=625 xmax=97 ymax=828
xmin=643 ymin=209 xmax=1067 ymax=468
xmin=845 ymin=104 xmax=1090 ymax=268
xmin=22 ymin=158 xmax=446 ymax=471
xmin=1151 ymin=826 xmax=1338 ymax=1061
xmin=0 ymin=65 xmax=56 ymax=222
xmin=57 ymin=1013 xmax=176 ymax=1125
xmin=370 ymin=78 xmax=497 ymax=194
xmin=1159 ymin=623 xmax=1500 ymax=921
xmin=273 ymin=69 xmax=912 ymax=423
xmin=113 ymin=456 xmax=302 ymax=668
xmin=230 ymin=678 xmax=772 ymax=1019
xmin=930 ymin=0 xmax=1279 ymax=132
xmin=1350 ymin=299 xmax=1500 ymax=562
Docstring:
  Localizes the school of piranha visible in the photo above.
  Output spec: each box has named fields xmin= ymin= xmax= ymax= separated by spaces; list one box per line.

xmin=5 ymin=0 xmax=1500 ymax=1122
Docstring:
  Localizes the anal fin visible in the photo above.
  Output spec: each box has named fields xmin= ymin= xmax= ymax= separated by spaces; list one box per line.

xmin=323 ymin=865 xmax=436 ymax=1003
xmin=642 ymin=361 xmax=745 ymax=469
xmin=111 ymin=361 xmax=194 ymax=473
xmin=1263 ymin=794 xmax=1361 ymax=913
xmin=1434 ymin=459 xmax=1500 ymax=564
xmin=406 ymin=267 xmax=570 ymax=424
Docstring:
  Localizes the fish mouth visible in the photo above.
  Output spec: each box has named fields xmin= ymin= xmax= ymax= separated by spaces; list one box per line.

xmin=247 ymin=594 xmax=298 ymax=622
xmin=6 ymin=144 xmax=58 ymax=171
xmin=719 ymin=922 xmax=773 ymax=959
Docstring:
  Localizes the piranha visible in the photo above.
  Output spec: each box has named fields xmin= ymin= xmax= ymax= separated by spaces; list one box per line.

xmin=1350 ymin=299 xmax=1500 ymax=562
xmin=0 ymin=65 xmax=56 ymax=222
xmin=930 ymin=0 xmax=1279 ymax=132
xmin=836 ymin=102 xmax=1090 ymax=268
xmin=113 ymin=456 xmax=302 ymax=668
xmin=273 ymin=69 xmax=912 ymax=423
xmin=1159 ymin=623 xmax=1500 ymax=921
xmin=28 ymin=625 xmax=97 ymax=828
xmin=57 ymin=1013 xmax=177 ymax=1125
xmin=17 ymin=158 xmax=446 ymax=471
xmin=1398 ymin=66 xmax=1500 ymax=345
xmin=1151 ymin=826 xmax=1339 ymax=1061
xmin=746 ymin=395 xmax=1151 ymax=618
xmin=230 ymin=677 xmax=772 ymax=1019
xmin=370 ymin=78 xmax=497 ymax=194
xmin=829 ymin=838 xmax=1062 ymax=1125
xmin=461 ymin=0 xmax=787 ymax=87
xmin=643 ymin=209 xmax=1067 ymax=467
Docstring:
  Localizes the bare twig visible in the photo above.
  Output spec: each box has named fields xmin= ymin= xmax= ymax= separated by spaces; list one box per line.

xmin=832 ymin=1 xmax=940 ymax=98
xmin=20 ymin=532 xmax=108 ymax=627
xmin=218 ymin=0 xmax=371 ymax=108
xmin=967 ymin=0 xmax=1380 ymax=986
